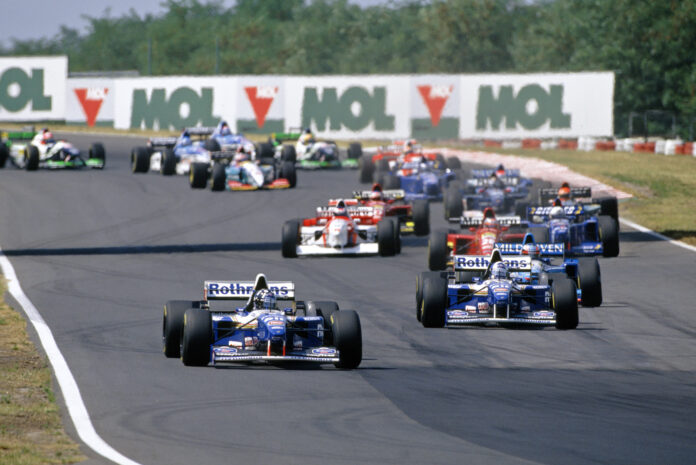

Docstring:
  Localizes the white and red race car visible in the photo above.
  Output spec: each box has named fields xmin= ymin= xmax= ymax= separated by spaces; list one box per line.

xmin=281 ymin=200 xmax=401 ymax=257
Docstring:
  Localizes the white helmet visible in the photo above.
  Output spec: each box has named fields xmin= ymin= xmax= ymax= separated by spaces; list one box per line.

xmin=550 ymin=206 xmax=565 ymax=219
xmin=491 ymin=261 xmax=508 ymax=280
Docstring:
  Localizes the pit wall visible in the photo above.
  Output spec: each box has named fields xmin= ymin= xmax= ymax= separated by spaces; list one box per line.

xmin=2 ymin=56 xmax=614 ymax=140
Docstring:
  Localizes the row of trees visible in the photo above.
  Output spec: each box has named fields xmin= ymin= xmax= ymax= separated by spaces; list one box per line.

xmin=3 ymin=0 xmax=696 ymax=136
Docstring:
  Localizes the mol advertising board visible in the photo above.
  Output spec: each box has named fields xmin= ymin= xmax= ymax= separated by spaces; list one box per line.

xmin=236 ymin=76 xmax=285 ymax=134
xmin=286 ymin=76 xmax=409 ymax=139
xmin=411 ymin=75 xmax=459 ymax=139
xmin=0 ymin=56 xmax=67 ymax=121
xmin=66 ymin=78 xmax=115 ymax=127
xmin=460 ymin=72 xmax=614 ymax=139
xmin=114 ymin=77 xmax=235 ymax=131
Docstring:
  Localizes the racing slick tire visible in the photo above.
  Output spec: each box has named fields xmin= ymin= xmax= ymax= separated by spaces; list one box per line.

xmin=416 ymin=271 xmax=447 ymax=319
xmin=526 ymin=227 xmax=549 ymax=244
xmin=427 ymin=230 xmax=449 ymax=271
xmin=359 ymin=156 xmax=375 ymax=183
xmin=189 ymin=162 xmax=209 ymax=189
xmin=435 ymin=153 xmax=446 ymax=168
xmin=446 ymin=156 xmax=462 ymax=171
xmin=390 ymin=218 xmax=401 ymax=254
xmin=211 ymin=163 xmax=227 ymax=191
xmin=306 ymin=301 xmax=340 ymax=345
xmin=373 ymin=170 xmax=386 ymax=187
xmin=377 ymin=218 xmax=398 ymax=256
xmin=331 ymin=310 xmax=362 ymax=369
xmin=281 ymin=144 xmax=297 ymax=163
xmin=347 ymin=142 xmax=363 ymax=159
xmin=256 ymin=142 xmax=275 ymax=161
xmin=131 ymin=146 xmax=150 ymax=173
xmin=89 ymin=142 xmax=106 ymax=163
xmin=280 ymin=161 xmax=297 ymax=188
xmin=281 ymin=219 xmax=300 ymax=258
xmin=163 ymin=300 xmax=200 ymax=358
xmin=377 ymin=158 xmax=390 ymax=172
xmin=552 ymin=278 xmax=578 ymax=330
xmin=0 ymin=144 xmax=8 ymax=168
xmin=160 ymin=148 xmax=177 ymax=176
xmin=421 ymin=276 xmax=447 ymax=328
xmin=598 ymin=215 xmax=619 ymax=257
xmin=444 ymin=186 xmax=463 ymax=220
xmin=25 ymin=145 xmax=39 ymax=171
xmin=595 ymin=196 xmax=619 ymax=221
xmin=412 ymin=199 xmax=430 ymax=236
xmin=203 ymin=138 xmax=220 ymax=152
xmin=383 ymin=173 xmax=400 ymax=190
xmin=181 ymin=308 xmax=212 ymax=366
xmin=577 ymin=257 xmax=603 ymax=307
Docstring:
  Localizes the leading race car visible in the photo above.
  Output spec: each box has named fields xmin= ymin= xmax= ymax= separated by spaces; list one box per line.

xmin=428 ymin=207 xmax=526 ymax=270
xmin=281 ymin=200 xmax=400 ymax=257
xmin=417 ymin=249 xmax=578 ymax=329
xmin=1 ymin=128 xmax=105 ymax=170
xmin=162 ymin=273 xmax=362 ymax=369
xmin=269 ymin=128 xmax=362 ymax=169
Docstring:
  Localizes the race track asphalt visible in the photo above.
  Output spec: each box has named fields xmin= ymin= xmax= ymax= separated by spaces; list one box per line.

xmin=0 ymin=133 xmax=695 ymax=465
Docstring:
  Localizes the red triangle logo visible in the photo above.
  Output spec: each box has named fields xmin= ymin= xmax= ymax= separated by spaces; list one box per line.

xmin=244 ymin=86 xmax=278 ymax=129
xmin=74 ymin=88 xmax=108 ymax=127
xmin=417 ymin=85 xmax=453 ymax=127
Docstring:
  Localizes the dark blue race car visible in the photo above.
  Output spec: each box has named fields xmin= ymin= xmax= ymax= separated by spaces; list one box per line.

xmin=162 ymin=274 xmax=362 ymax=369
xmin=374 ymin=157 xmax=459 ymax=202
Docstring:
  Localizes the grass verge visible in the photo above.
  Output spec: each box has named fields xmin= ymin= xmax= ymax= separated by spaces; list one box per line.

xmin=0 ymin=277 xmax=85 ymax=465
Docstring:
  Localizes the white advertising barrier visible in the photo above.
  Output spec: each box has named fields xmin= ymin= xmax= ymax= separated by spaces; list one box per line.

xmin=0 ymin=56 xmax=67 ymax=121
xmin=66 ymin=78 xmax=115 ymax=127
xmin=285 ymin=75 xmax=410 ymax=139
xmin=460 ymin=72 xmax=614 ymax=139
xmin=410 ymin=74 xmax=460 ymax=139
xmin=234 ymin=76 xmax=285 ymax=134
xmin=113 ymin=77 xmax=237 ymax=131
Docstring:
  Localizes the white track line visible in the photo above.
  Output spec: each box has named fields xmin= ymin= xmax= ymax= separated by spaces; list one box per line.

xmin=0 ymin=248 xmax=143 ymax=465
xmin=619 ymin=218 xmax=696 ymax=253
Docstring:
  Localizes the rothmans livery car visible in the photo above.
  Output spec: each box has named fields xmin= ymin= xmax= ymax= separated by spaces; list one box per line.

xmin=417 ymin=249 xmax=578 ymax=329
xmin=162 ymin=274 xmax=362 ymax=368
xmin=282 ymin=200 xmax=401 ymax=257
xmin=1 ymin=128 xmax=105 ymax=170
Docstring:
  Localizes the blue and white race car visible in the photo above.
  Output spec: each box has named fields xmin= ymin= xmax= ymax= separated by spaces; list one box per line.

xmin=417 ymin=249 xmax=578 ymax=329
xmin=375 ymin=155 xmax=458 ymax=202
xmin=162 ymin=274 xmax=362 ymax=368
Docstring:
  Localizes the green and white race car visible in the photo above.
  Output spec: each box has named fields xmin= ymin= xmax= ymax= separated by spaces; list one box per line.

xmin=0 ymin=128 xmax=105 ymax=171
xmin=269 ymin=129 xmax=362 ymax=170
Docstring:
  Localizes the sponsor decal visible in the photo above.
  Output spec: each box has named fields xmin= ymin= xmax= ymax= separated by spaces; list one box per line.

xmin=130 ymin=86 xmax=219 ymax=130
xmin=450 ymin=310 xmax=469 ymax=318
xmin=302 ymin=86 xmax=395 ymax=131
xmin=533 ymin=311 xmax=554 ymax=318
xmin=0 ymin=67 xmax=51 ymax=112
xmin=243 ymin=337 xmax=258 ymax=347
xmin=477 ymin=84 xmax=571 ymax=131
xmin=207 ymin=282 xmax=291 ymax=297
xmin=74 ymin=87 xmax=108 ymax=127
xmin=493 ymin=287 xmax=509 ymax=293
xmin=495 ymin=243 xmax=564 ymax=254
xmin=311 ymin=347 xmax=337 ymax=357
xmin=417 ymin=85 xmax=453 ymax=127
xmin=454 ymin=256 xmax=531 ymax=271
xmin=244 ymin=86 xmax=278 ymax=129
xmin=216 ymin=347 xmax=238 ymax=354
xmin=228 ymin=341 xmax=243 ymax=347
xmin=478 ymin=302 xmax=489 ymax=311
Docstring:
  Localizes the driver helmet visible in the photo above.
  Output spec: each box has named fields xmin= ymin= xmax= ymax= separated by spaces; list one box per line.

xmin=404 ymin=139 xmax=417 ymax=154
xmin=483 ymin=217 xmax=499 ymax=229
xmin=219 ymin=121 xmax=231 ymax=136
xmin=491 ymin=261 xmax=508 ymax=280
xmin=179 ymin=129 xmax=191 ymax=145
xmin=334 ymin=199 xmax=347 ymax=217
xmin=521 ymin=243 xmax=540 ymax=259
xmin=496 ymin=164 xmax=505 ymax=176
xmin=370 ymin=190 xmax=382 ymax=201
xmin=253 ymin=289 xmax=276 ymax=310
xmin=234 ymin=148 xmax=248 ymax=163
xmin=558 ymin=183 xmax=571 ymax=201
xmin=300 ymin=128 xmax=314 ymax=145
xmin=41 ymin=128 xmax=54 ymax=144
xmin=550 ymin=206 xmax=565 ymax=219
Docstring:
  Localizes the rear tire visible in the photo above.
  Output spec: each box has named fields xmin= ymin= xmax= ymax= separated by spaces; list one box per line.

xmin=358 ymin=156 xmax=375 ymax=183
xmin=347 ymin=143 xmax=363 ymax=160
xmin=331 ymin=310 xmax=362 ymax=369
xmin=280 ymin=161 xmax=297 ymax=187
xmin=446 ymin=156 xmax=461 ymax=170
xmin=383 ymin=173 xmax=400 ymax=190
xmin=416 ymin=271 xmax=447 ymax=318
xmin=577 ymin=257 xmax=602 ymax=307
xmin=181 ymin=308 xmax=212 ymax=366
xmin=131 ymin=146 xmax=150 ymax=173
xmin=421 ymin=276 xmax=447 ymax=328
xmin=256 ymin=142 xmax=275 ymax=161
xmin=412 ymin=199 xmax=430 ymax=236
xmin=163 ymin=300 xmax=200 ymax=358
xmin=427 ymin=230 xmax=449 ymax=271
xmin=203 ymin=138 xmax=220 ymax=152
xmin=0 ymin=144 xmax=8 ymax=168
xmin=553 ymin=278 xmax=579 ymax=330
xmin=189 ymin=162 xmax=209 ymax=189
xmin=598 ymin=215 xmax=619 ymax=257
xmin=444 ymin=186 xmax=463 ymax=220
xmin=595 ymin=196 xmax=619 ymax=221
xmin=25 ymin=145 xmax=39 ymax=171
xmin=89 ymin=142 xmax=106 ymax=162
xmin=281 ymin=219 xmax=300 ymax=258
xmin=281 ymin=144 xmax=296 ymax=163
xmin=160 ymin=148 xmax=176 ymax=175
xmin=211 ymin=163 xmax=226 ymax=191
xmin=377 ymin=218 xmax=397 ymax=256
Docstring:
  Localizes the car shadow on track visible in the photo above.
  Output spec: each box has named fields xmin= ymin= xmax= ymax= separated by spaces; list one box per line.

xmin=1 ymin=242 xmax=281 ymax=256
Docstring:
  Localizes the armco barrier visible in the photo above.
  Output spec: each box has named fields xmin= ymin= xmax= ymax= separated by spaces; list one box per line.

xmin=521 ymin=138 xmax=541 ymax=149
xmin=484 ymin=140 xmax=502 ymax=147
xmin=558 ymin=139 xmax=578 ymax=150
xmin=595 ymin=140 xmax=616 ymax=151
xmin=633 ymin=141 xmax=656 ymax=153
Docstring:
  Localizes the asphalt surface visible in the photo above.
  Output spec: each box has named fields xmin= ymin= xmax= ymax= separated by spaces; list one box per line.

xmin=1 ymin=133 xmax=695 ymax=465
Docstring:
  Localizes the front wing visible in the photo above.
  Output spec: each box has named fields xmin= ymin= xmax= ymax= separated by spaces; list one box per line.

xmin=212 ymin=346 xmax=339 ymax=364
xmin=296 ymin=243 xmax=379 ymax=255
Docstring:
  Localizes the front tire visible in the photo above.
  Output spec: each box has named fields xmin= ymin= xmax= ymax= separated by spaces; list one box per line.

xmin=427 ymin=230 xmax=448 ymax=271
xmin=331 ymin=310 xmax=362 ymax=369
xmin=281 ymin=144 xmax=296 ymax=162
xmin=211 ymin=163 xmax=226 ymax=191
xmin=89 ymin=142 xmax=106 ymax=163
xmin=0 ymin=144 xmax=8 ymax=168
xmin=421 ymin=276 xmax=447 ymax=328
xmin=281 ymin=219 xmax=300 ymax=258
xmin=181 ymin=308 xmax=212 ymax=366
xmin=577 ymin=257 xmax=602 ymax=307
xmin=280 ymin=161 xmax=297 ymax=187
xmin=160 ymin=148 xmax=176 ymax=175
xmin=189 ymin=162 xmax=209 ymax=189
xmin=377 ymin=218 xmax=397 ymax=256
xmin=553 ymin=278 xmax=579 ymax=330
xmin=25 ymin=145 xmax=39 ymax=171
xmin=163 ymin=300 xmax=199 ymax=358
xmin=444 ymin=186 xmax=463 ymax=220
xmin=412 ymin=199 xmax=430 ymax=236
xmin=131 ymin=146 xmax=150 ymax=173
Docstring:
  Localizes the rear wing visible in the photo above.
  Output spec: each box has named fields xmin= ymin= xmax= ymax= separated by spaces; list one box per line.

xmin=495 ymin=242 xmax=565 ymax=256
xmin=454 ymin=215 xmax=521 ymax=227
xmin=186 ymin=127 xmax=216 ymax=137
xmin=471 ymin=169 xmax=521 ymax=178
xmin=466 ymin=176 xmax=519 ymax=187
xmin=205 ymin=281 xmax=295 ymax=300
xmin=527 ymin=205 xmax=586 ymax=219
xmin=352 ymin=189 xmax=405 ymax=201
xmin=2 ymin=130 xmax=36 ymax=141
xmin=271 ymin=128 xmax=303 ymax=143
xmin=316 ymin=205 xmax=375 ymax=217
xmin=454 ymin=255 xmax=532 ymax=272
xmin=148 ymin=137 xmax=177 ymax=148
xmin=539 ymin=186 xmax=591 ymax=204
xmin=210 ymin=150 xmax=241 ymax=161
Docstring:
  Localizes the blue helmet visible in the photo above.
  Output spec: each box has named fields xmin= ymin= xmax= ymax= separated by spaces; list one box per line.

xmin=254 ymin=289 xmax=276 ymax=310
xmin=491 ymin=261 xmax=508 ymax=280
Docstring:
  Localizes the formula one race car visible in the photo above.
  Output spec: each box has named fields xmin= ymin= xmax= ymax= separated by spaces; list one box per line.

xmin=1 ymin=128 xmax=105 ymax=170
xmin=281 ymin=200 xmax=400 ymax=257
xmin=371 ymin=154 xmax=459 ymax=202
xmin=188 ymin=148 xmax=296 ymax=191
xmin=348 ymin=186 xmax=430 ymax=236
xmin=537 ymin=183 xmax=619 ymax=221
xmin=443 ymin=169 xmax=532 ymax=219
xmin=162 ymin=273 xmax=362 ymax=368
xmin=428 ymin=207 xmax=526 ymax=270
xmin=417 ymin=249 xmax=578 ymax=329
xmin=269 ymin=129 xmax=362 ymax=169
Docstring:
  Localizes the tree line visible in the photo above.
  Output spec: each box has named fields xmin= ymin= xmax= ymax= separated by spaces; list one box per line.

xmin=3 ymin=0 xmax=695 ymax=137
